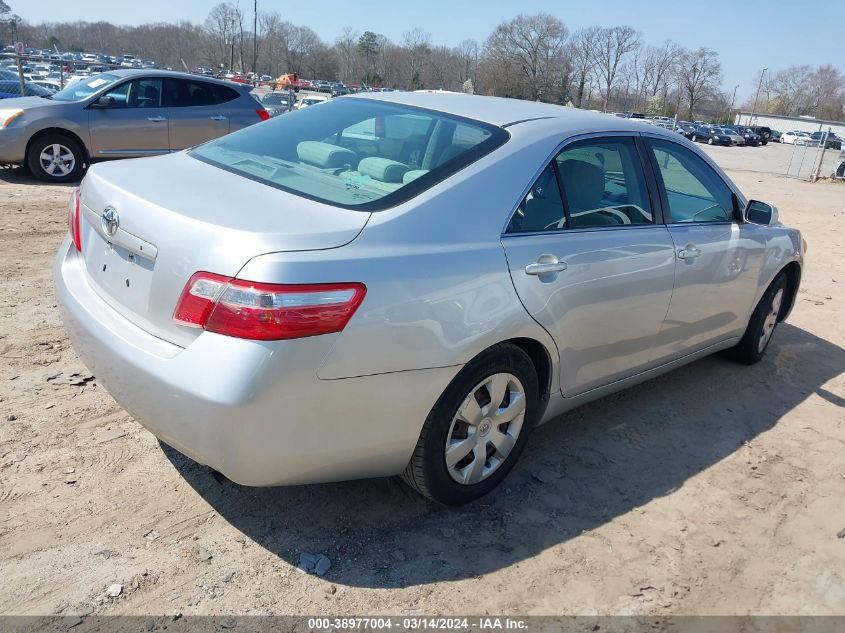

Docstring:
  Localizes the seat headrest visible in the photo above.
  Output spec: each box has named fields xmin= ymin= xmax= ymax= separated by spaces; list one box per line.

xmin=358 ymin=157 xmax=409 ymax=183
xmin=557 ymin=159 xmax=604 ymax=211
xmin=402 ymin=169 xmax=428 ymax=184
xmin=296 ymin=141 xmax=357 ymax=169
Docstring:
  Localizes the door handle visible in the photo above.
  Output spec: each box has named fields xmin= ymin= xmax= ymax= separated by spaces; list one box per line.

xmin=147 ymin=116 xmax=166 ymax=122
xmin=209 ymin=115 xmax=227 ymax=121
xmin=677 ymin=244 xmax=702 ymax=260
xmin=525 ymin=256 xmax=568 ymax=276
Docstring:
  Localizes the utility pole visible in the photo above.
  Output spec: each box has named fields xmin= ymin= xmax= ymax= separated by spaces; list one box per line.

xmin=727 ymin=84 xmax=738 ymax=124
xmin=9 ymin=19 xmax=26 ymax=97
xmin=749 ymin=67 xmax=767 ymax=126
xmin=252 ymin=0 xmax=257 ymax=77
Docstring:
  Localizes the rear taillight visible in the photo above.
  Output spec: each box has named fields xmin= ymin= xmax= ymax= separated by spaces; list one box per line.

xmin=173 ymin=272 xmax=366 ymax=341
xmin=67 ymin=187 xmax=81 ymax=252
xmin=256 ymin=108 xmax=270 ymax=121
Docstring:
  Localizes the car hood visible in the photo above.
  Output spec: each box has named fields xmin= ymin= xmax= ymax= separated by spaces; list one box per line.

xmin=0 ymin=95 xmax=56 ymax=109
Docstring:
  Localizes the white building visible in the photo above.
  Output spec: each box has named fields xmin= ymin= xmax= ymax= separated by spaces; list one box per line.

xmin=734 ymin=111 xmax=845 ymax=138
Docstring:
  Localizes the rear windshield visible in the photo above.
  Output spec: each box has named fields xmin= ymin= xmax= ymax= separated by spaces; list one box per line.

xmin=190 ymin=98 xmax=509 ymax=210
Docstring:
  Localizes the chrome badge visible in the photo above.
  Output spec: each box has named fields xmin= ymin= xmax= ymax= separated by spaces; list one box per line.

xmin=102 ymin=207 xmax=119 ymax=238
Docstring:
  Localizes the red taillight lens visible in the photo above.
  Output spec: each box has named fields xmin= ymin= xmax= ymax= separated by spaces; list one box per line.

xmin=67 ymin=187 xmax=81 ymax=252
xmin=256 ymin=108 xmax=270 ymax=121
xmin=173 ymin=272 xmax=366 ymax=341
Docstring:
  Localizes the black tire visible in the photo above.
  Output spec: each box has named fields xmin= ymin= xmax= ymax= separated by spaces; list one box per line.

xmin=691 ymin=134 xmax=697 ymax=142
xmin=728 ymin=273 xmax=788 ymax=365
xmin=26 ymin=132 xmax=86 ymax=183
xmin=401 ymin=343 xmax=540 ymax=505
xmin=708 ymin=137 xmax=714 ymax=145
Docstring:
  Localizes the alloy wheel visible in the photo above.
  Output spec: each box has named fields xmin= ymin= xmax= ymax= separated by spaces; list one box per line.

xmin=39 ymin=143 xmax=75 ymax=177
xmin=758 ymin=288 xmax=784 ymax=353
xmin=444 ymin=373 xmax=526 ymax=485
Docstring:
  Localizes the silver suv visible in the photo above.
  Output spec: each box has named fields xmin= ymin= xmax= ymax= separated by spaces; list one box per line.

xmin=0 ymin=69 xmax=269 ymax=182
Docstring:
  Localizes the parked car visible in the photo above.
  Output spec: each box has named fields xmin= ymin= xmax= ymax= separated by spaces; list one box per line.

xmin=810 ymin=131 xmax=841 ymax=150
xmin=727 ymin=125 xmax=761 ymax=146
xmin=330 ymin=82 xmax=350 ymax=97
xmin=746 ymin=125 xmax=772 ymax=145
xmin=260 ymin=91 xmax=295 ymax=116
xmin=0 ymin=79 xmax=53 ymax=99
xmin=296 ymin=94 xmax=329 ymax=109
xmin=29 ymin=79 xmax=62 ymax=94
xmin=690 ymin=125 xmax=733 ymax=146
xmin=717 ymin=127 xmax=745 ymax=146
xmin=675 ymin=123 xmax=696 ymax=139
xmin=780 ymin=130 xmax=817 ymax=146
xmin=769 ymin=130 xmax=782 ymax=142
xmin=53 ymin=93 xmax=803 ymax=505
xmin=0 ymin=69 xmax=270 ymax=182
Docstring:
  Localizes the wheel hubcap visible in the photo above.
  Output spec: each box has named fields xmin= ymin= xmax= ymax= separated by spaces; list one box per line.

xmin=758 ymin=288 xmax=784 ymax=353
xmin=39 ymin=143 xmax=75 ymax=176
xmin=444 ymin=372 xmax=526 ymax=485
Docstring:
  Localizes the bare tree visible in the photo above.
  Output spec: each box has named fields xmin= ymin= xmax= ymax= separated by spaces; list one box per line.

xmin=678 ymin=47 xmax=722 ymax=118
xmin=455 ymin=39 xmax=478 ymax=83
xmin=591 ymin=25 xmax=641 ymax=111
xmin=335 ymin=27 xmax=360 ymax=83
xmin=483 ymin=13 xmax=568 ymax=101
xmin=403 ymin=28 xmax=431 ymax=90
xmin=567 ymin=27 xmax=598 ymax=108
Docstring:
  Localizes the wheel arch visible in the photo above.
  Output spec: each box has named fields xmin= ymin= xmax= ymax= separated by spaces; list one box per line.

xmin=25 ymin=127 xmax=90 ymax=166
xmin=778 ymin=260 xmax=802 ymax=322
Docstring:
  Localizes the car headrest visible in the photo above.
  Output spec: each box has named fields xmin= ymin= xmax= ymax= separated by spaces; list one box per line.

xmin=402 ymin=169 xmax=429 ymax=184
xmin=296 ymin=141 xmax=357 ymax=169
xmin=557 ymin=159 xmax=604 ymax=211
xmin=358 ymin=157 xmax=409 ymax=183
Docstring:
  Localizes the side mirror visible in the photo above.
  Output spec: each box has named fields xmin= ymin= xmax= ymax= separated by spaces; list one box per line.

xmin=745 ymin=200 xmax=779 ymax=226
xmin=91 ymin=95 xmax=114 ymax=108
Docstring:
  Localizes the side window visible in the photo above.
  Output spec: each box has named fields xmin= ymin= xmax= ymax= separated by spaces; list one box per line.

xmin=505 ymin=163 xmax=566 ymax=233
xmin=556 ymin=137 xmax=654 ymax=228
xmin=649 ymin=139 xmax=735 ymax=223
xmin=166 ymin=79 xmax=216 ymax=107
xmin=213 ymin=84 xmax=239 ymax=104
xmin=103 ymin=79 xmax=162 ymax=108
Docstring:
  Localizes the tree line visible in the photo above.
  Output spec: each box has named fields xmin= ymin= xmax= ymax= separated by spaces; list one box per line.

xmin=3 ymin=2 xmax=844 ymax=121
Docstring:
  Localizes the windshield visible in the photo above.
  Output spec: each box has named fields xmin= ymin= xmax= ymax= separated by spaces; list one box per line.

xmin=50 ymin=73 xmax=121 ymax=101
xmin=191 ymin=98 xmax=508 ymax=211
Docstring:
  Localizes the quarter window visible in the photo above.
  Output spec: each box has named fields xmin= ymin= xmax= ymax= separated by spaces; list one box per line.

xmin=649 ymin=139 xmax=735 ymax=223
xmin=506 ymin=164 xmax=566 ymax=233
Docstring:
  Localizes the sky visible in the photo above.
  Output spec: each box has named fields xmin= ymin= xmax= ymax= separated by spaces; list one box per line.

xmin=11 ymin=0 xmax=845 ymax=101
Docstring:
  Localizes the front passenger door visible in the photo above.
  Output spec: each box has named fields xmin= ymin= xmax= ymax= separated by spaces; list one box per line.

xmin=88 ymin=78 xmax=169 ymax=157
xmin=645 ymin=137 xmax=764 ymax=362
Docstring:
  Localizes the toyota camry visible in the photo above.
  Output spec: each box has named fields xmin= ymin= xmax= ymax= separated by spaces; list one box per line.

xmin=54 ymin=93 xmax=804 ymax=505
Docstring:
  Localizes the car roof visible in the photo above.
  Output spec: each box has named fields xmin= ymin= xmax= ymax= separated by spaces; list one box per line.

xmin=99 ymin=68 xmax=249 ymax=90
xmin=345 ymin=91 xmax=660 ymax=132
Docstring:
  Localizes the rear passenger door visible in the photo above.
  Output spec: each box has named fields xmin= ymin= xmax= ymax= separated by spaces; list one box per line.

xmin=644 ymin=136 xmax=764 ymax=362
xmin=164 ymin=78 xmax=230 ymax=150
xmin=501 ymin=134 xmax=676 ymax=397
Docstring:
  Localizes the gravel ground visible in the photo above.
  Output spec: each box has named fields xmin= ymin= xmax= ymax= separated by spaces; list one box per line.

xmin=1 ymin=142 xmax=843 ymax=617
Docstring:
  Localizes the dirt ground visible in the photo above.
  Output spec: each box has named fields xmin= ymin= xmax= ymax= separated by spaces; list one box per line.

xmin=1 ymin=143 xmax=844 ymax=618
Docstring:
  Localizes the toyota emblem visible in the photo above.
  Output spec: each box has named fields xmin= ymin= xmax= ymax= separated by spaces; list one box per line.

xmin=102 ymin=207 xmax=119 ymax=237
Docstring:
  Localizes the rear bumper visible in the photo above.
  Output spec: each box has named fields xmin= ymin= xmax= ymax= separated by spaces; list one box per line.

xmin=53 ymin=237 xmax=460 ymax=486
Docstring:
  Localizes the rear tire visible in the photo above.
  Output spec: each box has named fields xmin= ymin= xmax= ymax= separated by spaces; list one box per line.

xmin=26 ymin=132 xmax=85 ymax=183
xmin=401 ymin=343 xmax=539 ymax=505
xmin=728 ymin=273 xmax=788 ymax=365
xmin=708 ymin=137 xmax=714 ymax=145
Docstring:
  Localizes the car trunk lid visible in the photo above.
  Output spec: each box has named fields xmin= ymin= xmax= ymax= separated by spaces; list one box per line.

xmin=78 ymin=152 xmax=369 ymax=347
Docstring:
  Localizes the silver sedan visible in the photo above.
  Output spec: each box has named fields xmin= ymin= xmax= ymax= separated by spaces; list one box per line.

xmin=54 ymin=93 xmax=804 ymax=505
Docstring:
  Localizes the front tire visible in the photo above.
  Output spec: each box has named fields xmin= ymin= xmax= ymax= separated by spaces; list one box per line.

xmin=708 ymin=137 xmax=714 ymax=145
xmin=691 ymin=134 xmax=697 ymax=142
xmin=401 ymin=343 xmax=539 ymax=505
xmin=26 ymin=133 xmax=85 ymax=183
xmin=729 ymin=273 xmax=788 ymax=365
